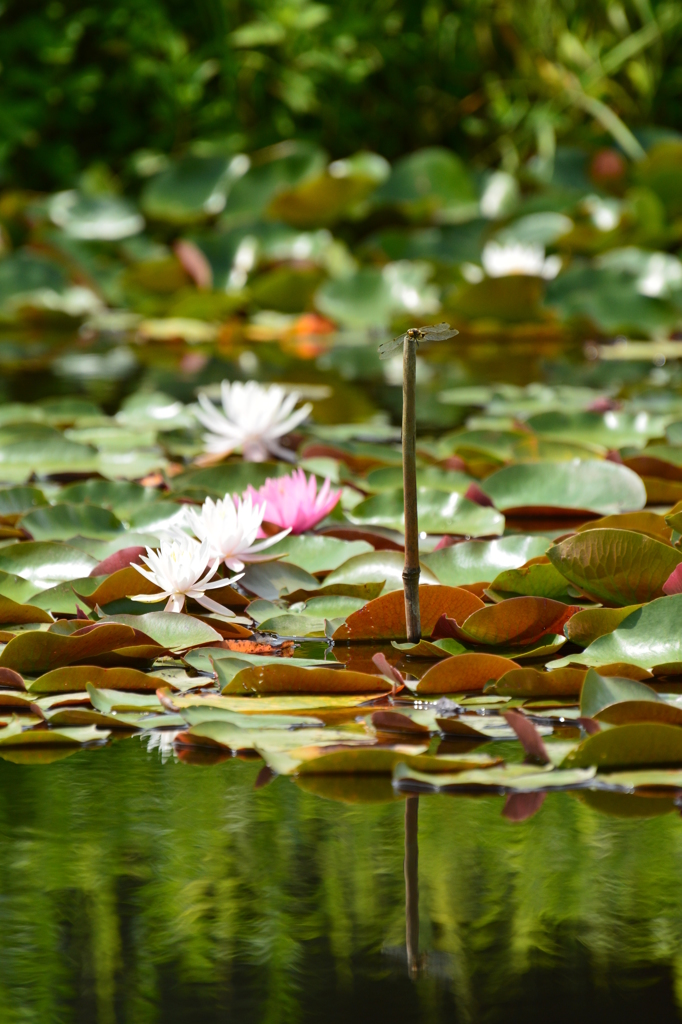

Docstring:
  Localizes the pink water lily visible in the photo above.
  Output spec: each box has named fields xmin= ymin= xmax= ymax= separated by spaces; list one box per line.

xmin=245 ymin=469 xmax=341 ymax=534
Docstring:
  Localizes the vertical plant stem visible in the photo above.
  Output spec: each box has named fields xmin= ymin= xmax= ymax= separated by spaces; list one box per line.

xmin=404 ymin=794 xmax=420 ymax=977
xmin=402 ymin=332 xmax=421 ymax=642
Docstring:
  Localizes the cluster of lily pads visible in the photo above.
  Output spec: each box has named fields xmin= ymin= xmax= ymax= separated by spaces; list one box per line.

xmin=3 ymin=139 xmax=682 ymax=343
xmin=2 ymin=370 xmax=682 ymax=814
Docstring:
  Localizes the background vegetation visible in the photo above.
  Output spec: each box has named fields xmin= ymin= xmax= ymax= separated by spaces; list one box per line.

xmin=2 ymin=0 xmax=682 ymax=189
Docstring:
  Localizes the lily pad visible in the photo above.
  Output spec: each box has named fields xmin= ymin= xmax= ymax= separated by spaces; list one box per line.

xmin=422 ymin=535 xmax=548 ymax=587
xmin=440 ymin=596 xmax=575 ymax=647
xmin=580 ymin=670 xmax=661 ymax=719
xmin=0 ymin=622 xmax=139 ymax=674
xmin=332 ymin=585 xmax=484 ymax=642
xmin=323 ymin=551 xmax=439 ymax=594
xmin=564 ymin=604 xmax=644 ymax=647
xmin=222 ymin=664 xmax=390 ymax=695
xmin=552 ymin=594 xmax=682 ymax=672
xmin=258 ymin=534 xmax=372 ymax=573
xmin=20 ymin=503 xmax=125 ymax=542
xmin=101 ymin=612 xmax=222 ymax=650
xmin=349 ymin=488 xmax=504 ymax=536
xmin=415 ymin=653 xmax=519 ymax=694
xmin=547 ymin=529 xmax=682 ymax=606
xmin=488 ymin=562 xmax=573 ymax=601
xmin=563 ymin=722 xmax=682 ymax=770
xmin=27 ymin=665 xmax=168 ymax=694
xmin=0 ymin=543 xmax=97 ymax=590
xmin=481 ymin=460 xmax=647 ymax=516
xmin=0 ymin=595 xmax=53 ymax=625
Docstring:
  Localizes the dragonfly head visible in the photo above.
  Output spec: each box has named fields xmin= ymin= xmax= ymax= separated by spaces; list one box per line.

xmin=405 ymin=327 xmax=422 ymax=342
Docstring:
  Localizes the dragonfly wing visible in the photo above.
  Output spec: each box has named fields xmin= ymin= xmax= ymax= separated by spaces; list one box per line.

xmin=421 ymin=322 xmax=458 ymax=339
xmin=378 ymin=334 xmax=406 ymax=359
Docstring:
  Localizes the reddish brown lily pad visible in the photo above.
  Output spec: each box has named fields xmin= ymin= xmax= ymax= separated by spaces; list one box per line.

xmin=332 ymin=585 xmax=484 ymax=642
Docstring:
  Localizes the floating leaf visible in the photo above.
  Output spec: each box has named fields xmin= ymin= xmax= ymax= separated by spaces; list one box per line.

xmin=349 ymin=488 xmax=504 ymax=536
xmin=374 ymin=147 xmax=477 ymax=222
xmin=579 ymin=670 xmax=661 ymax=719
xmin=222 ymin=664 xmax=390 ymax=695
xmin=324 ymin=551 xmax=439 ymax=594
xmin=260 ymin=744 xmax=430 ymax=776
xmin=364 ymin=465 xmax=472 ymax=494
xmin=0 ymin=542 xmax=97 ymax=590
xmin=493 ymin=666 xmax=586 ymax=697
xmin=488 ymin=562 xmax=573 ymax=601
xmin=332 ymin=585 xmax=484 ymax=641
xmin=547 ymin=529 xmax=682 ymax=606
xmin=239 ymin=561 xmax=320 ymax=600
xmin=422 ymin=535 xmax=548 ymax=587
xmin=481 ymin=460 xmax=646 ymax=516
xmin=0 ymin=486 xmax=48 ymax=519
xmin=101 ymin=611 xmax=222 ymax=650
xmin=575 ymin=510 xmax=672 ymax=544
xmin=0 ymin=719 xmax=107 ymax=748
xmin=563 ymin=723 xmax=682 ymax=770
xmin=415 ymin=653 xmax=519 ymax=694
xmin=258 ymin=534 xmax=372 ymax=573
xmin=27 ymin=665 xmax=168 ymax=694
xmin=564 ymin=604 xmax=643 ymax=646
xmin=19 ymin=503 xmax=125 ymax=541
xmin=553 ymin=595 xmax=682 ymax=673
xmin=0 ymin=622 xmax=138 ymax=674
xmin=257 ymin=613 xmax=326 ymax=637
xmin=0 ymin=595 xmax=53 ymax=625
xmin=442 ymin=596 xmax=575 ymax=647
xmin=527 ymin=410 xmax=665 ymax=451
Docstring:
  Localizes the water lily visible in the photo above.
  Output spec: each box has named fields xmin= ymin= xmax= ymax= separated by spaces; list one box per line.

xmin=481 ymin=241 xmax=561 ymax=280
xmin=246 ymin=469 xmax=341 ymax=534
xmin=184 ymin=493 xmax=291 ymax=571
xmin=195 ymin=380 xmax=312 ymax=463
xmin=131 ymin=533 xmax=243 ymax=614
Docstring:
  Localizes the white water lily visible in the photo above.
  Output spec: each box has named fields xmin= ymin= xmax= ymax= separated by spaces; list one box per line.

xmin=184 ymin=493 xmax=290 ymax=572
xmin=482 ymin=241 xmax=561 ymax=280
xmin=131 ymin=533 xmax=243 ymax=614
xmin=195 ymin=380 xmax=312 ymax=463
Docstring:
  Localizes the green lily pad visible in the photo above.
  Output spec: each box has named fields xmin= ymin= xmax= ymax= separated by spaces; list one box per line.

xmin=20 ymin=503 xmax=125 ymax=542
xmin=579 ymin=670 xmax=661 ymax=719
xmin=552 ymin=594 xmax=682 ymax=672
xmin=562 ymin=723 xmax=682 ymax=770
xmin=547 ymin=529 xmax=682 ymax=606
xmin=323 ymin=551 xmax=439 ymax=594
xmin=374 ymin=147 xmax=477 ymax=222
xmin=364 ymin=466 xmax=472 ymax=494
xmin=239 ymin=562 xmax=320 ymax=601
xmin=101 ymin=612 xmax=222 ymax=650
xmin=0 ymin=542 xmax=97 ymax=590
xmin=259 ymin=534 xmax=372 ymax=573
xmin=527 ymin=410 xmax=667 ymax=451
xmin=422 ymin=535 xmax=549 ymax=586
xmin=0 ymin=486 xmax=48 ymax=517
xmin=0 ymin=436 xmax=99 ymax=482
xmin=59 ymin=480 xmax=160 ymax=519
xmin=488 ymin=562 xmax=573 ymax=601
xmin=481 ymin=460 xmax=647 ymax=515
xmin=348 ymin=488 xmax=504 ymax=536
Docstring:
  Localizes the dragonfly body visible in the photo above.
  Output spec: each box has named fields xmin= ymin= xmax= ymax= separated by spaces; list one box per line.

xmin=378 ymin=322 xmax=458 ymax=360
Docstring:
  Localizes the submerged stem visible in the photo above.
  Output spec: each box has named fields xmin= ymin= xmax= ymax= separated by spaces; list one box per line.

xmin=402 ymin=331 xmax=421 ymax=642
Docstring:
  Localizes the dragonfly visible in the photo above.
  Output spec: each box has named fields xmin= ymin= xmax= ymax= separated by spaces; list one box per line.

xmin=378 ymin=322 xmax=459 ymax=360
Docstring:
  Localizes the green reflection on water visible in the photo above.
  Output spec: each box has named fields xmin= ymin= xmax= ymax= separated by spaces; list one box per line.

xmin=0 ymin=741 xmax=682 ymax=1023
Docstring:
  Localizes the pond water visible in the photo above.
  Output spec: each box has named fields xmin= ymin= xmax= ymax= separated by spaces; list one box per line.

xmin=2 ymin=739 xmax=682 ymax=1024
xmin=2 ymin=323 xmax=682 ymax=1022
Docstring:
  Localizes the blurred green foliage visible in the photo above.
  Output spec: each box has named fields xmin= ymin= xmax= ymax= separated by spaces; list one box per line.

xmin=1 ymin=0 xmax=682 ymax=189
